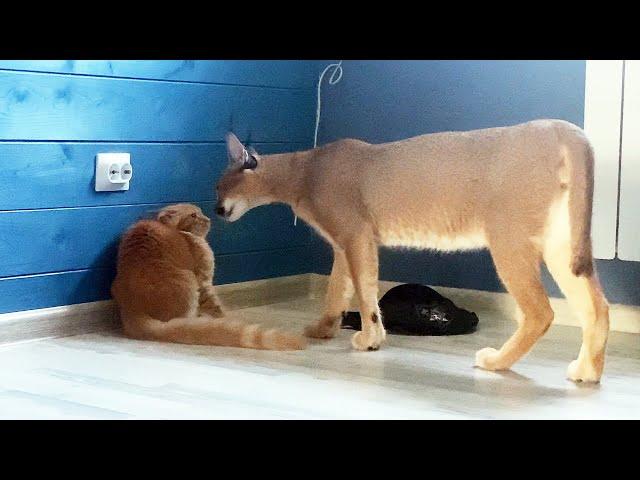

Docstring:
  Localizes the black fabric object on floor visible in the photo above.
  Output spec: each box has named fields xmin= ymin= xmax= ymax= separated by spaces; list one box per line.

xmin=341 ymin=284 xmax=479 ymax=336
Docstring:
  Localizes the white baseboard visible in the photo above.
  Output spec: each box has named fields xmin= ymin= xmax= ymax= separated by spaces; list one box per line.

xmin=0 ymin=273 xmax=317 ymax=346
xmin=0 ymin=300 xmax=120 ymax=346
xmin=2 ymin=272 xmax=637 ymax=347
xmin=308 ymin=274 xmax=640 ymax=334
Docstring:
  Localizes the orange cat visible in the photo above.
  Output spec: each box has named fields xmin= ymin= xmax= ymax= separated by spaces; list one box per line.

xmin=111 ymin=203 xmax=306 ymax=350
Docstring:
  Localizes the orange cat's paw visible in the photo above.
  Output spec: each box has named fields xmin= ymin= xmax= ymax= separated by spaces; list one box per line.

xmin=198 ymin=286 xmax=224 ymax=318
xmin=199 ymin=304 xmax=224 ymax=318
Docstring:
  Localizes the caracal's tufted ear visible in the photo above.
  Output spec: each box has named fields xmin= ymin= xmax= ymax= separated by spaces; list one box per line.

xmin=226 ymin=132 xmax=247 ymax=166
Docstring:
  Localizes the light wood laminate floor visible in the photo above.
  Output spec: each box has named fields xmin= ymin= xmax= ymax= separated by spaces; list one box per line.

xmin=1 ymin=296 xmax=638 ymax=419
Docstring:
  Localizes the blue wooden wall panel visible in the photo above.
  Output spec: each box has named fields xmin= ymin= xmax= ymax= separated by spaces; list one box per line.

xmin=319 ymin=60 xmax=586 ymax=144
xmin=0 ymin=61 xmax=317 ymax=89
xmin=0 ymin=246 xmax=313 ymax=314
xmin=214 ymin=246 xmax=315 ymax=284
xmin=0 ymin=71 xmax=315 ymax=142
xmin=0 ymin=202 xmax=311 ymax=277
xmin=0 ymin=60 xmax=318 ymax=313
xmin=0 ymin=268 xmax=116 ymax=314
xmin=0 ymin=142 xmax=306 ymax=210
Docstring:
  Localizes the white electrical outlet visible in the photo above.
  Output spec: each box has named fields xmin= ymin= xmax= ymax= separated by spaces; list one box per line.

xmin=95 ymin=153 xmax=133 ymax=191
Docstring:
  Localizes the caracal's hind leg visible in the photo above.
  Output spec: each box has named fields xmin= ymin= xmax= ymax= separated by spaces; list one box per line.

xmin=476 ymin=238 xmax=554 ymax=371
xmin=305 ymin=248 xmax=355 ymax=339
xmin=344 ymin=231 xmax=386 ymax=351
xmin=544 ymin=234 xmax=609 ymax=383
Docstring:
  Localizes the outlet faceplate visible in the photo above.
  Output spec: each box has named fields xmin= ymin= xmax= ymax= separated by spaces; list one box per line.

xmin=95 ymin=153 xmax=132 ymax=192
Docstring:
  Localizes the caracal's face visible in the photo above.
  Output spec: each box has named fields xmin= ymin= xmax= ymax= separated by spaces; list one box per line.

xmin=216 ymin=133 xmax=267 ymax=222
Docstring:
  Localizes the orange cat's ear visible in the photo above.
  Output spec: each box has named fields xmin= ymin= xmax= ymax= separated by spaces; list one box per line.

xmin=158 ymin=208 xmax=178 ymax=224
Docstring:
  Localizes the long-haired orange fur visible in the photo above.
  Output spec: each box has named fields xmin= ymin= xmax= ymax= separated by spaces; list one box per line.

xmin=111 ymin=203 xmax=306 ymax=350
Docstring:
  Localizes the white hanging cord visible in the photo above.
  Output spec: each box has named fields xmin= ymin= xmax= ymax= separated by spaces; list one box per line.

xmin=314 ymin=60 xmax=343 ymax=148
xmin=294 ymin=60 xmax=343 ymax=226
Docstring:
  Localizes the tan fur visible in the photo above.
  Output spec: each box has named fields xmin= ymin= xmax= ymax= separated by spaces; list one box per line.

xmin=111 ymin=203 xmax=306 ymax=351
xmin=217 ymin=121 xmax=609 ymax=381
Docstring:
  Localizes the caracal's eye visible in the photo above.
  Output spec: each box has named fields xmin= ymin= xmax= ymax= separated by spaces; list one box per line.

xmin=191 ymin=213 xmax=197 ymax=218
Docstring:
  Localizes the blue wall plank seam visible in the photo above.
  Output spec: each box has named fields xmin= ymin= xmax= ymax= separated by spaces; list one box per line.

xmin=0 ymin=140 xmax=309 ymax=145
xmin=0 ymin=245 xmax=314 ymax=281
xmin=0 ymin=60 xmax=318 ymax=89
xmin=0 ymin=68 xmax=316 ymax=91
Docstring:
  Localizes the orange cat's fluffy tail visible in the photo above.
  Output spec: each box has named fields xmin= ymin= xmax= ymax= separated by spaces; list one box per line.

xmin=121 ymin=313 xmax=306 ymax=351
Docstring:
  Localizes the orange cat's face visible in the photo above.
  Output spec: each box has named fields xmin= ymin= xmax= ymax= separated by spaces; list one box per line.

xmin=157 ymin=204 xmax=211 ymax=237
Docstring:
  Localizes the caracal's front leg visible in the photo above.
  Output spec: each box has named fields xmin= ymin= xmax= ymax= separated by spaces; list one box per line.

xmin=305 ymin=248 xmax=354 ymax=339
xmin=344 ymin=232 xmax=386 ymax=351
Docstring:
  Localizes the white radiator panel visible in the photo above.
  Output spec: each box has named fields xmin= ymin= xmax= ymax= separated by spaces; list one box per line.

xmin=618 ymin=60 xmax=640 ymax=261
xmin=583 ymin=60 xmax=624 ymax=259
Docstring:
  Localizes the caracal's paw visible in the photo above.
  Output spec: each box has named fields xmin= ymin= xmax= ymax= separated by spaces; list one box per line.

xmin=567 ymin=359 xmax=602 ymax=384
xmin=351 ymin=327 xmax=386 ymax=352
xmin=304 ymin=318 xmax=339 ymax=339
xmin=474 ymin=347 xmax=508 ymax=371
